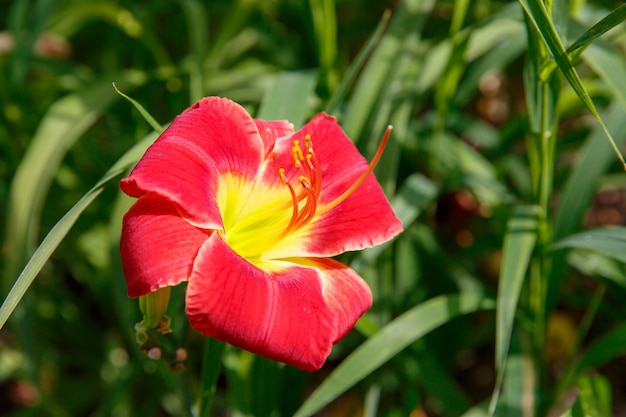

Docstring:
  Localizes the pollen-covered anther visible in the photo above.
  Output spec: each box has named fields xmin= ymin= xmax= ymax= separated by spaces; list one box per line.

xmin=300 ymin=176 xmax=311 ymax=189
xmin=279 ymin=136 xmax=323 ymax=237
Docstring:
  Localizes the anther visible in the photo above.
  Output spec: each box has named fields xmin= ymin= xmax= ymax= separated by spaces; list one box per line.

xmin=300 ymin=176 xmax=311 ymax=188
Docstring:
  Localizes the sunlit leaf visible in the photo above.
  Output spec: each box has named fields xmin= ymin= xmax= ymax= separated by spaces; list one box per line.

xmin=293 ymin=293 xmax=495 ymax=417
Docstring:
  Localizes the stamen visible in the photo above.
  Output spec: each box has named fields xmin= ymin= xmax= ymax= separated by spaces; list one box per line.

xmin=278 ymin=136 xmax=323 ymax=237
xmin=279 ymin=168 xmax=299 ymax=235
xmin=292 ymin=140 xmax=303 ymax=167
xmin=318 ymin=125 xmax=393 ymax=215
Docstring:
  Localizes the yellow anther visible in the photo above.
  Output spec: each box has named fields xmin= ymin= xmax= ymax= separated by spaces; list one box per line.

xmin=292 ymin=140 xmax=304 ymax=166
xmin=304 ymin=134 xmax=313 ymax=152
xmin=299 ymin=176 xmax=311 ymax=189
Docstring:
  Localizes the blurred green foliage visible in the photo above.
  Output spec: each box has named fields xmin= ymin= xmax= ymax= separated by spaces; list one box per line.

xmin=3 ymin=0 xmax=626 ymax=416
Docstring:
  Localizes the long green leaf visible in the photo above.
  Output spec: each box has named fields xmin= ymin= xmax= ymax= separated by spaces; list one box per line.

xmin=553 ymin=103 xmax=626 ymax=241
xmin=519 ymin=0 xmax=626 ymax=167
xmin=0 ymin=133 xmax=155 ymax=329
xmin=553 ymin=226 xmax=626 ymax=264
xmin=308 ymin=0 xmax=338 ymax=92
xmin=583 ymin=44 xmax=626 ymax=111
xmin=341 ymin=0 xmax=435 ymax=140
xmin=3 ymin=73 xmax=146 ymax=291
xmin=490 ymin=205 xmax=540 ymax=413
xmin=541 ymin=2 xmax=626 ymax=80
xmin=256 ymin=70 xmax=318 ymax=127
xmin=293 ymin=293 xmax=495 ymax=417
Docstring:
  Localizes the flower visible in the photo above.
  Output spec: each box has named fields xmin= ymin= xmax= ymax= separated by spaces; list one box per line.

xmin=120 ymin=97 xmax=402 ymax=371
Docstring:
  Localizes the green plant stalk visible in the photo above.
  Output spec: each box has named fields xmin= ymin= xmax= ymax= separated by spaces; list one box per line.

xmin=524 ymin=3 xmax=558 ymax=412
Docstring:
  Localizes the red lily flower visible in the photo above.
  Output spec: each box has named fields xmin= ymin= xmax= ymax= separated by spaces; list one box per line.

xmin=120 ymin=97 xmax=402 ymax=371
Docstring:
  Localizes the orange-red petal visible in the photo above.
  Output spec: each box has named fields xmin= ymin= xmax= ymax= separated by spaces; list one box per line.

xmin=120 ymin=193 xmax=211 ymax=297
xmin=121 ymin=97 xmax=266 ymax=229
xmin=254 ymin=113 xmax=402 ymax=258
xmin=185 ymin=234 xmax=371 ymax=371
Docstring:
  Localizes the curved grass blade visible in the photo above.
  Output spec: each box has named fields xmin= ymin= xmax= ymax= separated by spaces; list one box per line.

xmin=0 ymin=133 xmax=156 ymax=329
xmin=113 ymin=82 xmax=164 ymax=133
xmin=541 ymin=3 xmax=626 ymax=79
xmin=293 ymin=293 xmax=495 ymax=417
xmin=553 ymin=226 xmax=626 ymax=264
xmin=489 ymin=205 xmax=540 ymax=414
xmin=3 ymin=73 xmax=146 ymax=291
xmin=519 ymin=0 xmax=626 ymax=168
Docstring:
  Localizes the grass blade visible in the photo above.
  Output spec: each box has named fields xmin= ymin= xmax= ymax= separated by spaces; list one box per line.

xmin=113 ymin=83 xmax=164 ymax=133
xmin=553 ymin=226 xmax=626 ymax=264
xmin=519 ymin=0 xmax=626 ymax=168
xmin=553 ymin=102 xmax=626 ymax=241
xmin=293 ymin=293 xmax=495 ymax=417
xmin=3 ymin=72 xmax=146 ymax=290
xmin=256 ymin=70 xmax=318 ymax=127
xmin=0 ymin=133 xmax=156 ymax=329
xmin=490 ymin=205 xmax=540 ymax=413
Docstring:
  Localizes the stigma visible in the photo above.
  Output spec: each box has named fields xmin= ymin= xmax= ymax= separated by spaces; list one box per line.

xmin=278 ymin=126 xmax=393 ymax=237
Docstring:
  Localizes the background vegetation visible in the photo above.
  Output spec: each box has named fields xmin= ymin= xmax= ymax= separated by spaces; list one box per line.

xmin=2 ymin=0 xmax=626 ymax=416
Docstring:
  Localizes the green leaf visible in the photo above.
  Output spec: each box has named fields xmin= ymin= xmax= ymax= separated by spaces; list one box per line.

xmin=3 ymin=72 xmax=146 ymax=290
xmin=0 ymin=133 xmax=155 ymax=329
xmin=341 ymin=0 xmax=436 ymax=140
xmin=583 ymin=43 xmax=626 ymax=111
xmin=519 ymin=0 xmax=626 ymax=167
xmin=180 ymin=0 xmax=208 ymax=102
xmin=490 ymin=205 xmax=540 ymax=413
xmin=113 ymin=83 xmax=164 ymax=133
xmin=553 ymin=102 xmax=626 ymax=241
xmin=256 ymin=70 xmax=318 ymax=127
xmin=555 ymin=3 xmax=626 ymax=73
xmin=293 ymin=293 xmax=495 ymax=417
xmin=325 ymin=10 xmax=391 ymax=115
xmin=566 ymin=374 xmax=612 ymax=417
xmin=308 ymin=0 xmax=338 ymax=92
xmin=553 ymin=226 xmax=626 ymax=264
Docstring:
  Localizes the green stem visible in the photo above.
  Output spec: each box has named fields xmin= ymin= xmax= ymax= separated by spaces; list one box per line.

xmin=531 ymin=61 xmax=557 ymax=417
xmin=196 ymin=337 xmax=225 ymax=417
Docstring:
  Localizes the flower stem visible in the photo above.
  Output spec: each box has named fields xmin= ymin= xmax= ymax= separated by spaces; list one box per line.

xmin=196 ymin=337 xmax=225 ymax=417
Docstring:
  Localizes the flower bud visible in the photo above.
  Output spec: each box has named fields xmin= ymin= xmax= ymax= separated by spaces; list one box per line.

xmin=138 ymin=286 xmax=171 ymax=329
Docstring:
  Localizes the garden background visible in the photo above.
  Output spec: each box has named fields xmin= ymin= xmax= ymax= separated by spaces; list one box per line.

xmin=2 ymin=0 xmax=626 ymax=416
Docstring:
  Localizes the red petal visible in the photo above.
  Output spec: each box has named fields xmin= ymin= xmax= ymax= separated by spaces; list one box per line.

xmin=258 ymin=113 xmax=402 ymax=257
xmin=306 ymin=257 xmax=373 ymax=342
xmin=303 ymin=174 xmax=403 ymax=256
xmin=185 ymin=235 xmax=370 ymax=371
xmin=258 ymin=113 xmax=369 ymax=197
xmin=121 ymin=193 xmax=211 ymax=297
xmin=253 ymin=119 xmax=294 ymax=157
xmin=120 ymin=97 xmax=265 ymax=229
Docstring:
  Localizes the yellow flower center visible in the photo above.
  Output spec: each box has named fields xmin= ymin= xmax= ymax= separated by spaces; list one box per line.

xmin=217 ymin=127 xmax=392 ymax=264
